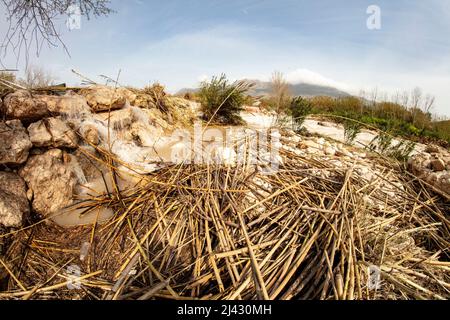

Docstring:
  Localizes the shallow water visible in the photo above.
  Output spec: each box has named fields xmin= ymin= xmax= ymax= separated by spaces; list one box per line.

xmin=51 ymin=205 xmax=115 ymax=227
xmin=51 ymin=169 xmax=144 ymax=227
xmin=53 ymin=110 xmax=280 ymax=227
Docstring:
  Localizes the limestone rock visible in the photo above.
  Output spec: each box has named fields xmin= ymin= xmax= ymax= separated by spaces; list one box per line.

xmin=19 ymin=149 xmax=79 ymax=217
xmin=3 ymin=90 xmax=48 ymax=122
xmin=80 ymin=124 xmax=100 ymax=145
xmin=91 ymin=107 xmax=166 ymax=146
xmin=38 ymin=93 xmax=91 ymax=117
xmin=28 ymin=117 xmax=78 ymax=148
xmin=93 ymin=107 xmax=134 ymax=130
xmin=425 ymin=172 xmax=450 ymax=195
xmin=409 ymin=153 xmax=431 ymax=178
xmin=431 ymin=159 xmax=446 ymax=172
xmin=425 ymin=145 xmax=440 ymax=154
xmin=0 ymin=120 xmax=32 ymax=165
xmin=409 ymin=148 xmax=450 ymax=195
xmin=80 ymin=85 xmax=135 ymax=112
xmin=0 ymin=172 xmax=29 ymax=227
xmin=436 ymin=172 xmax=450 ymax=194
xmin=3 ymin=91 xmax=91 ymax=122
xmin=117 ymin=87 xmax=137 ymax=106
xmin=72 ymin=146 xmax=107 ymax=182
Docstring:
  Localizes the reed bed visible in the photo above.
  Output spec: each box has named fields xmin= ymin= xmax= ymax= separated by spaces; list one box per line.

xmin=0 ymin=142 xmax=449 ymax=300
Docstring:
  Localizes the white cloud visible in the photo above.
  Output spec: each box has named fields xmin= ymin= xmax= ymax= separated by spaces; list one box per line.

xmin=285 ymin=68 xmax=353 ymax=92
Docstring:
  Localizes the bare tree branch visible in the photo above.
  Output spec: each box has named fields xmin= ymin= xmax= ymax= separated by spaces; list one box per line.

xmin=0 ymin=0 xmax=113 ymax=67
xmin=20 ymin=64 xmax=56 ymax=88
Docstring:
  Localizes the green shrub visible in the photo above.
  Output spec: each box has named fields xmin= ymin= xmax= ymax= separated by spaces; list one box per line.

xmin=402 ymin=123 xmax=421 ymax=136
xmin=343 ymin=119 xmax=362 ymax=144
xmin=301 ymin=91 xmax=449 ymax=144
xmin=334 ymin=96 xmax=364 ymax=115
xmin=368 ymin=131 xmax=393 ymax=153
xmin=388 ymin=140 xmax=416 ymax=161
xmin=289 ymin=96 xmax=312 ymax=132
xmin=199 ymin=74 xmax=253 ymax=125
xmin=367 ymin=130 xmax=416 ymax=161
xmin=310 ymin=96 xmax=336 ymax=113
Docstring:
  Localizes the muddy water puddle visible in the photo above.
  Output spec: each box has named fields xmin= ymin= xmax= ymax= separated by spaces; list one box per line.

xmin=53 ymin=125 xmax=277 ymax=227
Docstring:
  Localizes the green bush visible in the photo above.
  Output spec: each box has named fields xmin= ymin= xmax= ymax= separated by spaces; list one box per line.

xmin=289 ymin=96 xmax=312 ymax=132
xmin=199 ymin=74 xmax=253 ymax=125
xmin=343 ymin=119 xmax=362 ymax=144
xmin=368 ymin=131 xmax=393 ymax=153
xmin=367 ymin=130 xmax=415 ymax=161
xmin=295 ymin=93 xmax=448 ymax=144
xmin=334 ymin=96 xmax=364 ymax=115
xmin=401 ymin=123 xmax=421 ymax=136
xmin=389 ymin=140 xmax=416 ymax=161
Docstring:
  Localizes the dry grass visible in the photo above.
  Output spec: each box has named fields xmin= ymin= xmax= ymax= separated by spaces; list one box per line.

xmin=127 ymin=84 xmax=196 ymax=128
xmin=0 ymin=139 xmax=449 ymax=300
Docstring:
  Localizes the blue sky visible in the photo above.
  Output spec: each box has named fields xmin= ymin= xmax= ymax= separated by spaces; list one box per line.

xmin=1 ymin=0 xmax=450 ymax=116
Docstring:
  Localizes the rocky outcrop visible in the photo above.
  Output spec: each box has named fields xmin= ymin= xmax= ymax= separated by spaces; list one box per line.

xmin=72 ymin=146 xmax=106 ymax=181
xmin=80 ymin=85 xmax=135 ymax=112
xmin=80 ymin=124 xmax=100 ymax=145
xmin=165 ymin=97 xmax=198 ymax=127
xmin=28 ymin=117 xmax=78 ymax=148
xmin=0 ymin=172 xmax=29 ymax=227
xmin=19 ymin=149 xmax=79 ymax=217
xmin=2 ymin=91 xmax=91 ymax=122
xmin=0 ymin=120 xmax=33 ymax=165
xmin=0 ymin=87 xmax=198 ymax=228
xmin=2 ymin=90 xmax=49 ymax=122
xmin=408 ymin=145 xmax=450 ymax=195
xmin=91 ymin=107 xmax=167 ymax=146
xmin=117 ymin=87 xmax=137 ymax=106
xmin=38 ymin=93 xmax=91 ymax=117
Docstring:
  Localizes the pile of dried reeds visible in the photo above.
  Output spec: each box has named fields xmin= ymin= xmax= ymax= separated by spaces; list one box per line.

xmin=0 ymin=143 xmax=449 ymax=300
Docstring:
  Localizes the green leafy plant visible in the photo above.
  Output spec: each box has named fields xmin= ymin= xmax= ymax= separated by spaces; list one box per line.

xmin=368 ymin=131 xmax=393 ymax=154
xmin=343 ymin=119 xmax=362 ymax=144
xmin=368 ymin=131 xmax=416 ymax=161
xmin=289 ymin=96 xmax=312 ymax=132
xmin=307 ymin=92 xmax=449 ymax=145
xmin=199 ymin=74 xmax=253 ymax=125
xmin=388 ymin=140 xmax=416 ymax=161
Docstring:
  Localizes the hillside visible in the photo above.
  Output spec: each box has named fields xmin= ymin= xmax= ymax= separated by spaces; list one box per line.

xmin=247 ymin=79 xmax=350 ymax=98
xmin=177 ymin=79 xmax=350 ymax=98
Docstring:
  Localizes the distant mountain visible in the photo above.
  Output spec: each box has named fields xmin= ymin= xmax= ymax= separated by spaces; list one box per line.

xmin=176 ymin=79 xmax=350 ymax=98
xmin=176 ymin=87 xmax=199 ymax=96
xmin=246 ymin=80 xmax=350 ymax=98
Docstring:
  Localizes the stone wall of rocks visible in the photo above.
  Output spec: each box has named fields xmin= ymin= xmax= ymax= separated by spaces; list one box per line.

xmin=0 ymin=86 xmax=198 ymax=229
